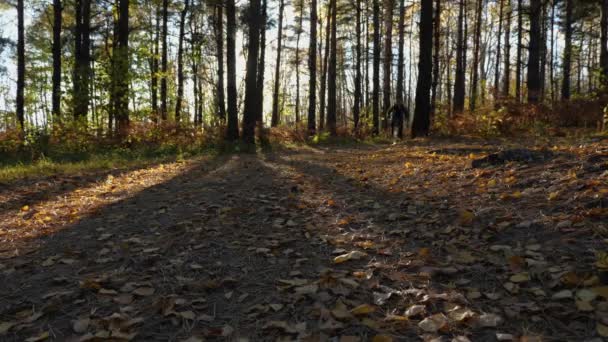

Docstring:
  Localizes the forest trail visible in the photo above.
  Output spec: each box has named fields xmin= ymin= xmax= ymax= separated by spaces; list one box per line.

xmin=1 ymin=139 xmax=607 ymax=341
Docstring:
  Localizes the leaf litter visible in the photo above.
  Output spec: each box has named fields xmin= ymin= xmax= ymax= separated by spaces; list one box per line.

xmin=0 ymin=138 xmax=607 ymax=340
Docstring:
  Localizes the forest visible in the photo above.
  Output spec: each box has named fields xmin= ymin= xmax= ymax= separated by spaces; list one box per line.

xmin=0 ymin=0 xmax=608 ymax=341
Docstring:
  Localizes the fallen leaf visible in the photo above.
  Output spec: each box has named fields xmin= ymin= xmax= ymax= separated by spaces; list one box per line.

xmin=133 ymin=287 xmax=155 ymax=296
xmin=334 ymin=251 xmax=368 ymax=264
xmin=418 ymin=313 xmax=448 ymax=332
xmin=350 ymin=304 xmax=376 ymax=316
xmin=73 ymin=318 xmax=90 ymax=333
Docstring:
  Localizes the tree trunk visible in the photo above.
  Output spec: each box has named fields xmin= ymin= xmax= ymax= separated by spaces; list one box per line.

xmin=226 ymin=0 xmax=239 ymax=139
xmin=52 ymin=0 xmax=62 ymax=121
xmin=74 ymin=0 xmax=91 ymax=122
xmin=602 ymin=0 xmax=608 ymax=87
xmin=383 ymin=0 xmax=393 ymax=122
xmin=515 ymin=0 xmax=522 ymax=102
xmin=175 ymin=0 xmax=190 ymax=123
xmin=242 ymin=0 xmax=262 ymax=144
xmin=493 ymin=0 xmax=503 ymax=104
xmin=319 ymin=2 xmax=331 ymax=130
xmin=372 ymin=0 xmax=380 ymax=134
xmin=561 ymin=0 xmax=572 ymax=100
xmin=216 ymin=5 xmax=226 ymax=122
xmin=114 ymin=0 xmax=130 ymax=137
xmin=295 ymin=0 xmax=304 ymax=123
xmin=352 ymin=0 xmax=362 ymax=130
xmin=271 ymin=0 xmax=285 ymax=127
xmin=502 ymin=0 xmax=511 ymax=97
xmin=412 ymin=0 xmax=433 ymax=137
xmin=327 ymin=0 xmax=338 ymax=135
xmin=151 ymin=4 xmax=160 ymax=122
xmin=430 ymin=0 xmax=441 ymax=118
xmin=257 ymin=0 xmax=268 ymax=125
xmin=17 ymin=0 xmax=25 ymax=132
xmin=453 ymin=0 xmax=465 ymax=115
xmin=160 ymin=0 xmax=169 ymax=120
xmin=527 ymin=0 xmax=541 ymax=103
xmin=308 ymin=0 xmax=318 ymax=134
xmin=470 ymin=0 xmax=483 ymax=111
xmin=550 ymin=0 xmax=555 ymax=101
xmin=396 ymin=0 xmax=405 ymax=105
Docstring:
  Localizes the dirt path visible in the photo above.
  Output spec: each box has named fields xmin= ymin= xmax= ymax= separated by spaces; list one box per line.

xmin=0 ymin=140 xmax=607 ymax=341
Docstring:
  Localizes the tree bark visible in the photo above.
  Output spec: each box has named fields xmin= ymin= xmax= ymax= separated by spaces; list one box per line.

xmin=74 ymin=0 xmax=91 ymax=122
xmin=175 ymin=0 xmax=190 ymax=123
xmin=493 ymin=0 xmax=503 ymax=104
xmin=160 ymin=0 xmax=169 ymax=120
xmin=383 ymin=0 xmax=393 ymax=121
xmin=561 ymin=0 xmax=572 ymax=100
xmin=453 ymin=0 xmax=465 ymax=115
xmin=431 ymin=0 xmax=441 ymax=118
xmin=515 ymin=0 xmax=522 ymax=102
xmin=327 ymin=0 xmax=338 ymax=135
xmin=412 ymin=0 xmax=433 ymax=137
xmin=396 ymin=0 xmax=405 ymax=105
xmin=52 ymin=0 xmax=62 ymax=121
xmin=114 ymin=0 xmax=130 ymax=137
xmin=602 ymin=0 xmax=608 ymax=86
xmin=372 ymin=0 xmax=380 ymax=134
xmin=216 ymin=5 xmax=226 ymax=122
xmin=242 ymin=0 xmax=262 ymax=144
xmin=151 ymin=4 xmax=160 ymax=122
xmin=319 ymin=2 xmax=331 ymax=130
xmin=257 ymin=0 xmax=268 ymax=125
xmin=226 ymin=0 xmax=239 ymax=139
xmin=469 ymin=0 xmax=483 ymax=111
xmin=271 ymin=0 xmax=285 ymax=127
xmin=527 ymin=0 xmax=541 ymax=103
xmin=308 ymin=0 xmax=318 ymax=134
xmin=294 ymin=0 xmax=304 ymax=123
xmin=502 ymin=0 xmax=511 ymax=97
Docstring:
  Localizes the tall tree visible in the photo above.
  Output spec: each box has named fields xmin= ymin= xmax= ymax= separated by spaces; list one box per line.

xmin=453 ymin=0 xmax=465 ymax=115
xmin=308 ymin=0 xmax=318 ymax=134
xmin=493 ymin=0 xmax=504 ymax=104
xmin=151 ymin=4 xmax=161 ymax=122
xmin=257 ymin=0 xmax=268 ymax=124
xmin=294 ymin=0 xmax=304 ymax=123
xmin=515 ymin=0 xmax=522 ymax=102
xmin=226 ymin=0 xmax=239 ymax=139
xmin=74 ymin=0 xmax=91 ymax=121
xmin=412 ymin=0 xmax=433 ymax=137
xmin=271 ymin=0 xmax=285 ymax=127
xmin=215 ymin=4 xmax=226 ymax=122
xmin=602 ymin=0 xmax=608 ymax=87
xmin=319 ymin=3 xmax=331 ymax=130
xmin=469 ymin=0 xmax=483 ymax=111
xmin=242 ymin=0 xmax=262 ymax=143
xmin=175 ymin=0 xmax=190 ymax=123
xmin=353 ymin=0 xmax=362 ymax=130
xmin=372 ymin=0 xmax=380 ymax=134
xmin=396 ymin=0 xmax=406 ymax=105
xmin=502 ymin=0 xmax=511 ymax=97
xmin=527 ymin=0 xmax=541 ymax=103
xmin=327 ymin=0 xmax=338 ymax=135
xmin=561 ymin=0 xmax=572 ymax=100
xmin=16 ymin=0 xmax=25 ymax=132
xmin=383 ymin=0 xmax=394 ymax=120
xmin=52 ymin=0 xmax=62 ymax=120
xmin=160 ymin=0 xmax=169 ymax=120
xmin=114 ymin=0 xmax=130 ymax=137
xmin=430 ymin=0 xmax=441 ymax=117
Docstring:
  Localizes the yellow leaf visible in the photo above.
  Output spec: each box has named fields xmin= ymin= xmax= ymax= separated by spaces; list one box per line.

xmin=509 ymin=272 xmax=530 ymax=283
xmin=372 ymin=335 xmax=393 ymax=342
xmin=548 ymin=191 xmax=559 ymax=201
xmin=598 ymin=323 xmax=608 ymax=337
xmin=487 ymin=179 xmax=497 ymax=187
xmin=459 ymin=210 xmax=475 ymax=225
xmin=350 ymin=304 xmax=376 ymax=315
xmin=21 ymin=205 xmax=29 ymax=212
xmin=591 ymin=286 xmax=608 ymax=299
xmin=333 ymin=250 xmax=368 ymax=264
